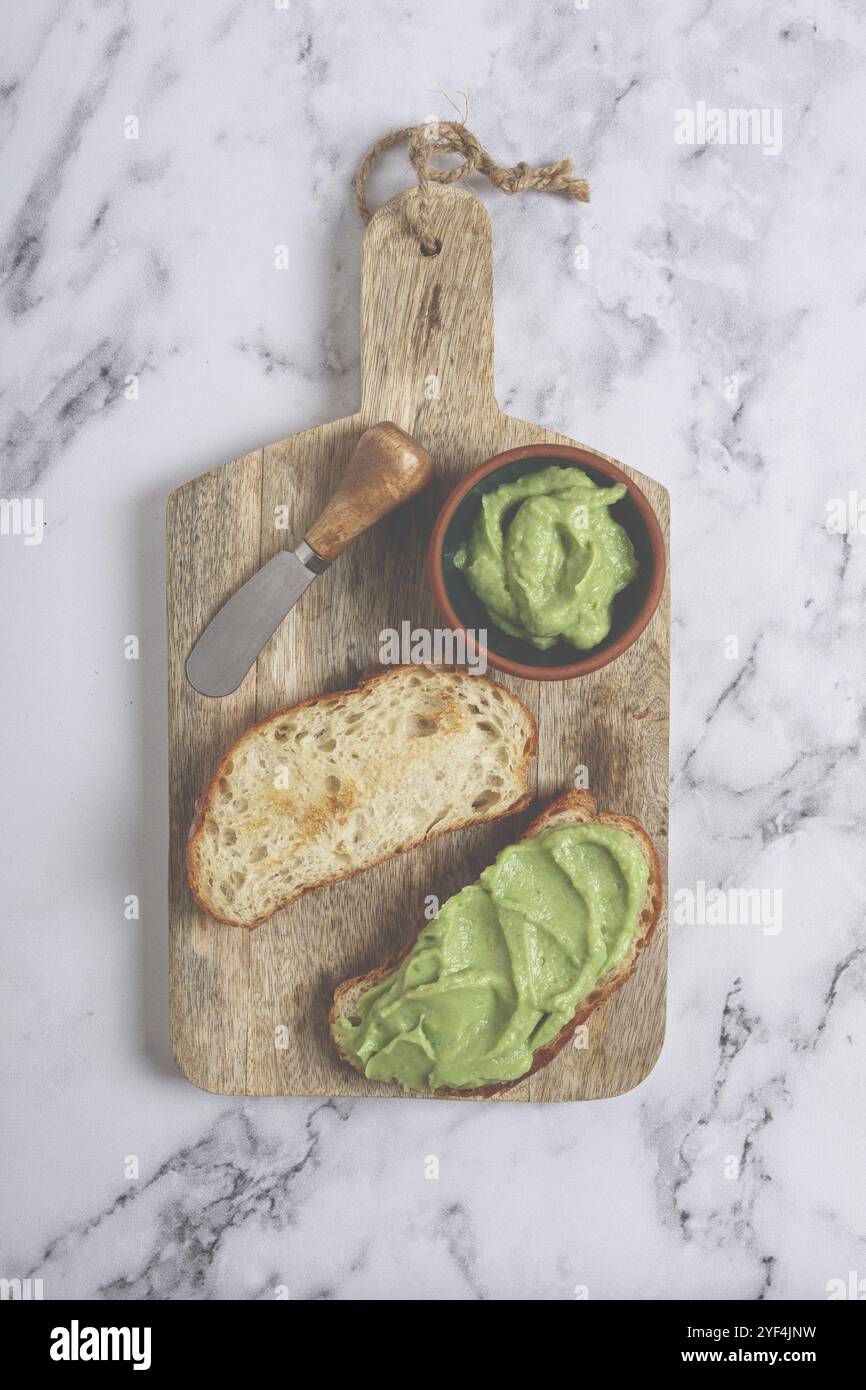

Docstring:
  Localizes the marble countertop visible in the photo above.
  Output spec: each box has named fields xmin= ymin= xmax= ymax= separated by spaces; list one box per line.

xmin=2 ymin=0 xmax=864 ymax=1300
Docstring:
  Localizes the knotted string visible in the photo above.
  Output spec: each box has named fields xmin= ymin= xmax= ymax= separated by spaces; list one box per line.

xmin=355 ymin=121 xmax=590 ymax=253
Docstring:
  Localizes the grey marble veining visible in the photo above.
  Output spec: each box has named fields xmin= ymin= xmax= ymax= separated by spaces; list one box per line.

xmin=1 ymin=0 xmax=864 ymax=1300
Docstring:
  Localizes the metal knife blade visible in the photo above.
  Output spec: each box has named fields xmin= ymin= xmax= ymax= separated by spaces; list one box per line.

xmin=185 ymin=541 xmax=328 ymax=698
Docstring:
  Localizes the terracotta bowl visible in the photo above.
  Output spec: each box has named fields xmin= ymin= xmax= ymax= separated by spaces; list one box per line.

xmin=427 ymin=443 xmax=666 ymax=681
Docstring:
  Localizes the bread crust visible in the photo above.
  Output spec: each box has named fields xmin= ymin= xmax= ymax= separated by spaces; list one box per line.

xmin=329 ymin=789 xmax=663 ymax=1099
xmin=186 ymin=663 xmax=538 ymax=930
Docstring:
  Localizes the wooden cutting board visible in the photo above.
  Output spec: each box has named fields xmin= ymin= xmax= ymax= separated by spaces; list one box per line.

xmin=166 ymin=185 xmax=669 ymax=1100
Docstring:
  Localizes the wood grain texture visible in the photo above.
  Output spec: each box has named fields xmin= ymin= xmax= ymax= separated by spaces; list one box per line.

xmin=166 ymin=184 xmax=669 ymax=1100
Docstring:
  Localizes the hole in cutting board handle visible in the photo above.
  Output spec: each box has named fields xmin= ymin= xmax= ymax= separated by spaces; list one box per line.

xmin=420 ymin=238 xmax=442 ymax=257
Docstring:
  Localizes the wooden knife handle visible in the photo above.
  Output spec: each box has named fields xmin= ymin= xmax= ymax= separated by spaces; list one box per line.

xmin=304 ymin=422 xmax=433 ymax=563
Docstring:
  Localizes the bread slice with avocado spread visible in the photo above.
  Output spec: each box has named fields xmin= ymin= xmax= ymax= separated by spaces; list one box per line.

xmin=330 ymin=789 xmax=662 ymax=1098
xmin=187 ymin=663 xmax=537 ymax=929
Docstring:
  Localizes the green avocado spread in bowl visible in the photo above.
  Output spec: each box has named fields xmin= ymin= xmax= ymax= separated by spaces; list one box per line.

xmin=333 ymin=821 xmax=649 ymax=1093
xmin=429 ymin=446 xmax=665 ymax=679
xmin=454 ymin=464 xmax=638 ymax=652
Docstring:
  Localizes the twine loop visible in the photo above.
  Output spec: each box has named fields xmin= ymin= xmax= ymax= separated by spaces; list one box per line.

xmin=355 ymin=121 xmax=589 ymax=254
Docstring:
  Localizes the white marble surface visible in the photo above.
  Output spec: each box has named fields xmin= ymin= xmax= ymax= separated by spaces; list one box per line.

xmin=2 ymin=0 xmax=865 ymax=1301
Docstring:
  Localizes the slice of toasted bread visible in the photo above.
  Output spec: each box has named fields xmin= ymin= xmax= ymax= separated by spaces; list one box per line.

xmin=330 ymin=789 xmax=663 ymax=1098
xmin=187 ymin=664 xmax=537 ymax=928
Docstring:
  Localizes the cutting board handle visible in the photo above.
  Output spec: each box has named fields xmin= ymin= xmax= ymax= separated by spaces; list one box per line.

xmin=304 ymin=422 xmax=432 ymax=562
xmin=359 ymin=186 xmax=498 ymax=427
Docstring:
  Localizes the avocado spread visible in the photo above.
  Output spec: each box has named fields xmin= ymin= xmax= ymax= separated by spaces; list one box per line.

xmin=455 ymin=465 xmax=638 ymax=650
xmin=334 ymin=823 xmax=649 ymax=1091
